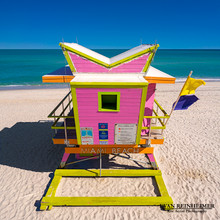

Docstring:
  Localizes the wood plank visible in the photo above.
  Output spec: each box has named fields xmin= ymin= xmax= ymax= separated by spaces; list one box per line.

xmin=45 ymin=176 xmax=62 ymax=197
xmin=155 ymin=175 xmax=170 ymax=197
xmin=42 ymin=75 xmax=74 ymax=83
xmin=53 ymin=139 xmax=77 ymax=145
xmin=41 ymin=196 xmax=173 ymax=206
xmin=65 ymin=146 xmax=154 ymax=154
xmin=147 ymin=154 xmax=158 ymax=170
xmin=147 ymin=154 xmax=155 ymax=162
xmin=144 ymin=76 xmax=175 ymax=84
xmin=78 ymin=144 xmax=139 ymax=148
xmin=54 ymin=169 xmax=161 ymax=177
xmin=141 ymin=137 xmax=164 ymax=145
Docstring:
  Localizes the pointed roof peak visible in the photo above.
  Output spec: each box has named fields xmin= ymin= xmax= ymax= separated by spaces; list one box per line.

xmin=60 ymin=42 xmax=159 ymax=65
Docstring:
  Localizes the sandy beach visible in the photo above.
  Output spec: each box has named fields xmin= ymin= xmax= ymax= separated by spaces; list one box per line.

xmin=0 ymin=82 xmax=219 ymax=220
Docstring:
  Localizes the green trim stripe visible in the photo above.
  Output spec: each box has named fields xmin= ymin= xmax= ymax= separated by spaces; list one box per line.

xmin=142 ymin=126 xmax=166 ymax=130
xmin=154 ymin=99 xmax=169 ymax=116
xmin=110 ymin=45 xmax=159 ymax=68
xmin=142 ymin=52 xmax=154 ymax=72
xmin=71 ymin=87 xmax=81 ymax=144
xmin=136 ymin=86 xmax=148 ymax=144
xmin=98 ymin=92 xmax=120 ymax=112
xmin=60 ymin=43 xmax=108 ymax=67
xmin=142 ymin=44 xmax=158 ymax=72
xmin=51 ymin=126 xmax=75 ymax=130
xmin=63 ymin=50 xmax=76 ymax=72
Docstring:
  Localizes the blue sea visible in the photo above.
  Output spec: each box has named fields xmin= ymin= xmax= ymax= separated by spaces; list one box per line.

xmin=0 ymin=49 xmax=219 ymax=88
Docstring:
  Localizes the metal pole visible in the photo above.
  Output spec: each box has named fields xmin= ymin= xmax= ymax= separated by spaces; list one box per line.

xmin=99 ymin=147 xmax=102 ymax=177
xmin=161 ymin=118 xmax=165 ymax=135
xmin=112 ymin=153 xmax=149 ymax=165
xmin=156 ymin=104 xmax=158 ymax=124
xmin=68 ymin=93 xmax=71 ymax=111
xmin=66 ymin=155 xmax=100 ymax=166
xmin=54 ymin=112 xmax=57 ymax=134
xmin=148 ymin=118 xmax=152 ymax=145
xmin=64 ymin=118 xmax=68 ymax=143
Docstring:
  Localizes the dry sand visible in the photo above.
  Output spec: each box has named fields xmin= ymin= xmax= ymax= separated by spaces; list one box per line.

xmin=0 ymin=82 xmax=219 ymax=220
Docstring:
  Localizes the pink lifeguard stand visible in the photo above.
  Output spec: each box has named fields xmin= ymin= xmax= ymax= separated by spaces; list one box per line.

xmin=40 ymin=42 xmax=175 ymax=210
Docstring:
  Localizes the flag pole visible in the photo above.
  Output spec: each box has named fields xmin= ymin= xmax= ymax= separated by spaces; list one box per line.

xmin=164 ymin=71 xmax=193 ymax=126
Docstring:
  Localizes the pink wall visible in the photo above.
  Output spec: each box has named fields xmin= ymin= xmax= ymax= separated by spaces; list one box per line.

xmin=141 ymin=84 xmax=156 ymax=135
xmin=76 ymin=88 xmax=142 ymax=144
xmin=68 ymin=52 xmax=150 ymax=73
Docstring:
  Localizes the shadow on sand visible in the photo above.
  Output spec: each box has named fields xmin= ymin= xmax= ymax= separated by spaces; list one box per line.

xmin=0 ymin=121 xmax=161 ymax=210
xmin=0 ymin=120 xmax=152 ymax=172
xmin=0 ymin=121 xmax=64 ymax=172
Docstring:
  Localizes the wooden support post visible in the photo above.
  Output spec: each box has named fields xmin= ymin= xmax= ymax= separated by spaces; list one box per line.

xmin=59 ymin=152 xmax=70 ymax=168
xmin=147 ymin=153 xmax=158 ymax=170
xmin=99 ymin=148 xmax=102 ymax=177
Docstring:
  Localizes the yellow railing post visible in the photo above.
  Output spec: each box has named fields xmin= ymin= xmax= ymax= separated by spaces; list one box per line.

xmin=142 ymin=99 xmax=170 ymax=139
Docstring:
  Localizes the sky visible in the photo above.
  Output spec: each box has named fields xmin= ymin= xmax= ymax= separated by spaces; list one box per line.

xmin=0 ymin=0 xmax=219 ymax=49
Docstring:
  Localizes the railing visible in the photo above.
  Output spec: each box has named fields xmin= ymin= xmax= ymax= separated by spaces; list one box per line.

xmin=142 ymin=99 xmax=170 ymax=141
xmin=48 ymin=91 xmax=75 ymax=144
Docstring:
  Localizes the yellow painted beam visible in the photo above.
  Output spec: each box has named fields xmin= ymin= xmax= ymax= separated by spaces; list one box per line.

xmin=41 ymin=196 xmax=173 ymax=207
xmin=155 ymin=175 xmax=170 ymax=197
xmin=55 ymin=169 xmax=161 ymax=177
xmin=45 ymin=176 xmax=62 ymax=198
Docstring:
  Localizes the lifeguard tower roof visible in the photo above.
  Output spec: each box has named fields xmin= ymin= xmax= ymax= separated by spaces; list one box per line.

xmin=62 ymin=43 xmax=156 ymax=65
xmin=43 ymin=65 xmax=175 ymax=84
xmin=42 ymin=43 xmax=176 ymax=84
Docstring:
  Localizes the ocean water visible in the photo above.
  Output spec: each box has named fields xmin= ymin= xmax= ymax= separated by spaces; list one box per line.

xmin=0 ymin=49 xmax=219 ymax=87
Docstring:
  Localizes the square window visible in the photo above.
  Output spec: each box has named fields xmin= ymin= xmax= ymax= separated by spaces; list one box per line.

xmin=98 ymin=92 xmax=120 ymax=112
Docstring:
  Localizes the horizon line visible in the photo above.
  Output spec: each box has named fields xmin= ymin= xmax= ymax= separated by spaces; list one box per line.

xmin=0 ymin=48 xmax=220 ymax=50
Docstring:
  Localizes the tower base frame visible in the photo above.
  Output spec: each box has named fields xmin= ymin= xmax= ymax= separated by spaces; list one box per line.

xmin=40 ymin=169 xmax=173 ymax=211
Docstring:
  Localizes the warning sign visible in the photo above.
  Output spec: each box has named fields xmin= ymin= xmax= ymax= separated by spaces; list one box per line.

xmin=98 ymin=123 xmax=108 ymax=145
xmin=115 ymin=124 xmax=137 ymax=144
xmin=99 ymin=130 xmax=108 ymax=140
xmin=80 ymin=127 xmax=93 ymax=145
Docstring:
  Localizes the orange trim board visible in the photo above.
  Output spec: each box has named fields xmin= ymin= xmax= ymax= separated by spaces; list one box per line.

xmin=144 ymin=76 xmax=176 ymax=84
xmin=52 ymin=138 xmax=164 ymax=145
xmin=52 ymin=139 xmax=77 ymax=145
xmin=42 ymin=75 xmax=74 ymax=83
xmin=140 ymin=139 xmax=164 ymax=145
xmin=65 ymin=146 xmax=154 ymax=154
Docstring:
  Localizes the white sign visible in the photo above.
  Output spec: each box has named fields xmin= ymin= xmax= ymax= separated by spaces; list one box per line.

xmin=80 ymin=127 xmax=94 ymax=145
xmin=115 ymin=124 xmax=137 ymax=144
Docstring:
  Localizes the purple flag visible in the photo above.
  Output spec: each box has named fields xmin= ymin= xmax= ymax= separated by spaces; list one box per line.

xmin=173 ymin=95 xmax=199 ymax=110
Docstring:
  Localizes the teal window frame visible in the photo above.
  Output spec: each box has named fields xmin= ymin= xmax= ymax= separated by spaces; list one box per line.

xmin=98 ymin=92 xmax=120 ymax=112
